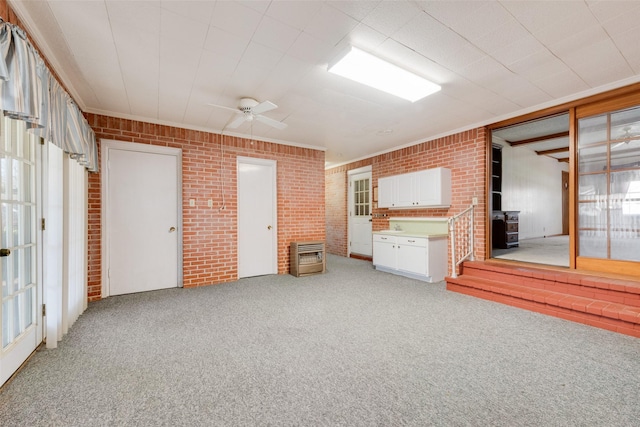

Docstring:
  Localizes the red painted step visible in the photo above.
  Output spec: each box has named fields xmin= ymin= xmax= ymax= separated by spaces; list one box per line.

xmin=446 ymin=261 xmax=640 ymax=338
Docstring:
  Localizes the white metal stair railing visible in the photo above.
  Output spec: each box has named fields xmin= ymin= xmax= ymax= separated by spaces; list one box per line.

xmin=448 ymin=205 xmax=475 ymax=278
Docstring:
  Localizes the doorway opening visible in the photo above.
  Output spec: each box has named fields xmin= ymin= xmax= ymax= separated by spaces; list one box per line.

xmin=490 ymin=113 xmax=570 ymax=267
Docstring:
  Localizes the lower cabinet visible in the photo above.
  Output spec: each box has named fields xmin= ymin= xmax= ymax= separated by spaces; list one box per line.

xmin=373 ymin=234 xmax=448 ymax=282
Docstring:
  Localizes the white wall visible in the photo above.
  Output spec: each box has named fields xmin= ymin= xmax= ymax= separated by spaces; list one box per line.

xmin=497 ymin=141 xmax=569 ymax=240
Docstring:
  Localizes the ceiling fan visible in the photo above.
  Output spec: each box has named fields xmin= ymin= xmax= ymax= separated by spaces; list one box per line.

xmin=612 ymin=125 xmax=640 ymax=149
xmin=209 ymin=98 xmax=288 ymax=130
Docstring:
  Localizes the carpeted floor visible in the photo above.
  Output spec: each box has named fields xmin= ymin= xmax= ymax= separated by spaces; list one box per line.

xmin=1 ymin=254 xmax=639 ymax=426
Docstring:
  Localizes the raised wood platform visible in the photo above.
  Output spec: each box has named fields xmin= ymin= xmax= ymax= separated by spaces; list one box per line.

xmin=446 ymin=260 xmax=640 ymax=338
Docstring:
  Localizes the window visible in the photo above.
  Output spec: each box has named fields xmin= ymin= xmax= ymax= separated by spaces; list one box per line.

xmin=353 ymin=178 xmax=370 ymax=216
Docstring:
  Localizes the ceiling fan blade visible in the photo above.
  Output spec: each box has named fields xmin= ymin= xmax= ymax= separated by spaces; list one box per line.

xmin=227 ymin=114 xmax=247 ymax=129
xmin=207 ymin=103 xmax=239 ymax=113
xmin=255 ymin=114 xmax=287 ymax=130
xmin=251 ymin=100 xmax=277 ymax=115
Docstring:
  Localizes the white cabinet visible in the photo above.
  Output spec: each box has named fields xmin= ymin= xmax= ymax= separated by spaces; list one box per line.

xmin=377 ymin=176 xmax=395 ymax=208
xmin=372 ymin=234 xmax=396 ymax=269
xmin=396 ymin=236 xmax=427 ymax=275
xmin=414 ymin=168 xmax=451 ymax=207
xmin=373 ymin=233 xmax=448 ymax=282
xmin=377 ymin=167 xmax=451 ymax=209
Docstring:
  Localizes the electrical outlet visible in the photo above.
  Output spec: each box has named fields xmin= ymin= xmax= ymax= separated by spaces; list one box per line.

xmin=208 ymin=199 xmax=213 ymax=208
xmin=189 ymin=199 xmax=195 ymax=207
xmin=472 ymin=197 xmax=478 ymax=205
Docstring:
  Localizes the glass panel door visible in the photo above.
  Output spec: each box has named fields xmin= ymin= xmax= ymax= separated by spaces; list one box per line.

xmin=577 ymin=105 xmax=640 ymax=261
xmin=0 ymin=116 xmax=38 ymax=386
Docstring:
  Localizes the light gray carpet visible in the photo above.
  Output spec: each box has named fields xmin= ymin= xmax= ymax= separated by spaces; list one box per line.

xmin=1 ymin=254 xmax=639 ymax=426
xmin=493 ymin=235 xmax=569 ymax=267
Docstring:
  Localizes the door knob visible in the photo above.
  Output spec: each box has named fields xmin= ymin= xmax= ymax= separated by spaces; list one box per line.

xmin=169 ymin=227 xmax=176 ymax=233
xmin=0 ymin=248 xmax=10 ymax=257
xmin=267 ymin=225 xmax=272 ymax=230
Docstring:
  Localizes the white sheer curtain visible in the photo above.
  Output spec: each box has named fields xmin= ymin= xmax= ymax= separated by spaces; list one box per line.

xmin=44 ymin=142 xmax=63 ymax=347
xmin=63 ymin=155 xmax=87 ymax=335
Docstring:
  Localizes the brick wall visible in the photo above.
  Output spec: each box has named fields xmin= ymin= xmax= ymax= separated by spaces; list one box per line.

xmin=325 ymin=128 xmax=487 ymax=269
xmin=86 ymin=114 xmax=325 ymax=301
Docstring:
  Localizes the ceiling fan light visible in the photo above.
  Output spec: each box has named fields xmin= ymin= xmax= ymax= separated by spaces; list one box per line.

xmin=328 ymin=47 xmax=441 ymax=102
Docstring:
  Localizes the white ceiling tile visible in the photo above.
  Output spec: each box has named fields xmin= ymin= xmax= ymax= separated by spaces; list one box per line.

xmin=488 ymin=75 xmax=552 ymax=107
xmin=528 ymin=4 xmax=601 ymax=45
xmin=490 ymin=34 xmax=545 ymax=66
xmin=417 ymin=0 xmax=485 ymax=24
xmin=160 ymin=0 xmax=215 ymax=25
xmin=203 ymin=27 xmax=249 ymax=61
xmin=303 ymin=4 xmax=359 ymax=46
xmin=434 ymin=1 xmax=514 ymax=41
xmin=223 ymin=60 xmax=271 ymax=97
xmin=49 ymin=1 xmax=115 ymax=61
xmin=392 ymin=13 xmax=484 ymax=71
xmin=599 ymin=4 xmax=640 ymax=37
xmin=211 ymin=1 xmax=263 ymax=39
xmin=611 ymin=27 xmax=640 ymax=73
xmin=252 ymin=15 xmax=301 ymax=53
xmin=237 ymin=0 xmax=271 ymax=14
xmin=587 ymin=0 xmax=640 ymax=23
xmin=346 ymin=23 xmax=387 ymax=51
xmin=560 ymin=39 xmax=631 ymax=83
xmin=266 ymin=1 xmax=323 ymax=31
xmin=532 ymin=70 xmax=589 ymax=98
xmin=329 ymin=1 xmax=381 ymax=21
xmin=376 ymin=39 xmax=456 ymax=84
xmin=106 ymin=1 xmax=161 ymax=35
xmin=194 ymin=52 xmax=237 ymax=88
xmin=92 ymin=86 xmax=131 ymax=113
xmin=241 ymin=41 xmax=284 ymax=70
xmin=509 ymin=51 xmax=569 ymax=82
xmin=500 ymin=0 xmax=579 ymax=35
xmin=257 ymin=55 xmax=313 ymax=101
xmin=362 ymin=0 xmax=422 ymax=37
xmin=76 ymin=59 xmax=122 ymax=93
xmin=49 ymin=1 xmax=111 ymax=41
xmin=124 ymin=74 xmax=159 ymax=118
xmin=548 ymin=26 xmax=610 ymax=60
xmin=578 ymin=62 xmax=635 ymax=88
xmin=286 ymin=32 xmax=334 ymax=65
xmin=459 ymin=57 xmax=513 ymax=87
xmin=160 ymin=8 xmax=209 ymax=49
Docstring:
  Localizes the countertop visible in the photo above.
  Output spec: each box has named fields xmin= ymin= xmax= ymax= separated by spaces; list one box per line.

xmin=373 ymin=231 xmax=448 ymax=238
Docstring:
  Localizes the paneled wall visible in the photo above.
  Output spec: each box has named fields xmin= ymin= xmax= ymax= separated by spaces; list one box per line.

xmin=497 ymin=141 xmax=569 ymax=239
xmin=86 ymin=114 xmax=325 ymax=301
xmin=326 ymin=128 xmax=487 ymax=267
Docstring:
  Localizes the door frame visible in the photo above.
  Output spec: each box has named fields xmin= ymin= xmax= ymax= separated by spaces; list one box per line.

xmin=101 ymin=140 xmax=183 ymax=298
xmin=236 ymin=156 xmax=278 ymax=277
xmin=347 ymin=165 xmax=372 ymax=257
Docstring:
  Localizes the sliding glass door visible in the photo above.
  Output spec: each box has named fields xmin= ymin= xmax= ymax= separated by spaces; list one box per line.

xmin=577 ymin=104 xmax=640 ymax=267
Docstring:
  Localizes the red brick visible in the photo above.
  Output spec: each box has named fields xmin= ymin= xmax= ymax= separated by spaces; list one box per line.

xmin=86 ymin=113 xmax=325 ymax=300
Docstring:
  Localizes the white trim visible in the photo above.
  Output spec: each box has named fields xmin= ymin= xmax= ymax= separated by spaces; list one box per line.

xmin=236 ymin=156 xmax=278 ymax=276
xmin=347 ymin=165 xmax=372 ymax=176
xmin=347 ymin=169 xmax=373 ymax=257
xmin=100 ymin=140 xmax=183 ymax=298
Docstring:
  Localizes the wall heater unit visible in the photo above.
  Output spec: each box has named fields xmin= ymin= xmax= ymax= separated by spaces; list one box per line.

xmin=290 ymin=241 xmax=325 ymax=277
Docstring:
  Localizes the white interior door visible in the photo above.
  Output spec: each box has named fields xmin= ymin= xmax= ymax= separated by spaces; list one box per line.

xmin=0 ymin=117 xmax=41 ymax=386
xmin=349 ymin=170 xmax=372 ymax=256
xmin=103 ymin=142 xmax=181 ymax=296
xmin=237 ymin=157 xmax=277 ymax=278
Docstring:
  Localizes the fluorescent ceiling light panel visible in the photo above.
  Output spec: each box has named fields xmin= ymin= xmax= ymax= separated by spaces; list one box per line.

xmin=328 ymin=47 xmax=441 ymax=102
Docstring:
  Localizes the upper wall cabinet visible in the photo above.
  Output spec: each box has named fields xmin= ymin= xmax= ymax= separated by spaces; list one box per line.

xmin=378 ymin=167 xmax=451 ymax=209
